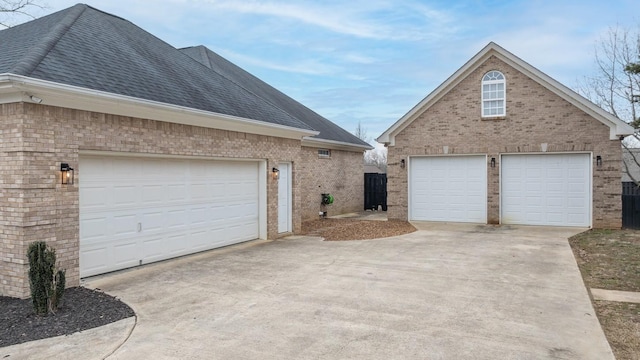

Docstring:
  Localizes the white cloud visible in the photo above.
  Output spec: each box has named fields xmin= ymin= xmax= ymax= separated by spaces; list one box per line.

xmin=342 ymin=53 xmax=376 ymax=64
xmin=202 ymin=0 xmax=383 ymax=39
xmin=201 ymin=0 xmax=456 ymax=41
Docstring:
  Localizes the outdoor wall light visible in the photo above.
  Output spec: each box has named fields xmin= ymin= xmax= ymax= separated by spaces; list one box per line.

xmin=491 ymin=157 xmax=496 ymax=168
xmin=400 ymin=159 xmax=406 ymax=169
xmin=61 ymin=163 xmax=74 ymax=185
xmin=272 ymin=167 xmax=280 ymax=180
xmin=30 ymin=95 xmax=43 ymax=104
xmin=596 ymin=155 xmax=602 ymax=167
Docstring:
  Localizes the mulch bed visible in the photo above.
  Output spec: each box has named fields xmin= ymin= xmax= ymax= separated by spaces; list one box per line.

xmin=302 ymin=218 xmax=416 ymax=241
xmin=0 ymin=287 xmax=134 ymax=347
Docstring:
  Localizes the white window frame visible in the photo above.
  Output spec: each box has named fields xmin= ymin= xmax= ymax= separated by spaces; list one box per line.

xmin=318 ymin=149 xmax=331 ymax=158
xmin=481 ymin=70 xmax=506 ymax=117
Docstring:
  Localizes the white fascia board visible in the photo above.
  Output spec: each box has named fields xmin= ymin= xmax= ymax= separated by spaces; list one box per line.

xmin=302 ymin=136 xmax=373 ymax=152
xmin=0 ymin=74 xmax=319 ymax=140
xmin=377 ymin=42 xmax=634 ymax=145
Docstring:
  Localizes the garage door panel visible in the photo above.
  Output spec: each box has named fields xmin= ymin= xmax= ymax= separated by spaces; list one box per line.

xmin=191 ymin=229 xmax=210 ymax=245
xmin=114 ymin=242 xmax=138 ymax=264
xmin=113 ymin=215 xmax=137 ymax=235
xmin=141 ymin=237 xmax=164 ymax=260
xmin=82 ymin=247 xmax=109 ymax=273
xmin=410 ymin=156 xmax=487 ymax=223
xmin=80 ymin=156 xmax=261 ymax=277
xmin=501 ymin=154 xmax=590 ymax=227
xmin=82 ymin=186 xmax=110 ymax=209
xmin=142 ymin=185 xmax=164 ymax=204
xmin=167 ymin=233 xmax=188 ymax=253
xmin=190 ymin=207 xmax=208 ymax=225
xmin=81 ymin=217 xmax=109 ymax=240
xmin=112 ymin=159 xmax=138 ymax=177
xmin=168 ymin=184 xmax=187 ymax=200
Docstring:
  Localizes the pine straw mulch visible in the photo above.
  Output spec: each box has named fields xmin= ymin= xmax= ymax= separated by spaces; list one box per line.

xmin=301 ymin=218 xmax=417 ymax=241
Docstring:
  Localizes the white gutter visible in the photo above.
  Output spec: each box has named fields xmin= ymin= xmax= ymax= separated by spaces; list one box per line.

xmin=0 ymin=74 xmax=319 ymax=140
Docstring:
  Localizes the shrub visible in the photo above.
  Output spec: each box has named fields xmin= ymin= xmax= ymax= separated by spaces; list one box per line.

xmin=27 ymin=242 xmax=66 ymax=316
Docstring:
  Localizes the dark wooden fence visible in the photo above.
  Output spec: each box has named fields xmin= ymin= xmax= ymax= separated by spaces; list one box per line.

xmin=622 ymin=181 xmax=640 ymax=229
xmin=364 ymin=173 xmax=387 ymax=211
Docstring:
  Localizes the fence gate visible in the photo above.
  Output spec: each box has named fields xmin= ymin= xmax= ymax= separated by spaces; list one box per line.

xmin=364 ymin=173 xmax=387 ymax=211
xmin=622 ymin=182 xmax=640 ymax=229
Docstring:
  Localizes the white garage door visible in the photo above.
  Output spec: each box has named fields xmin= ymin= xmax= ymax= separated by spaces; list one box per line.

xmin=410 ymin=156 xmax=487 ymax=223
xmin=501 ymin=154 xmax=590 ymax=227
xmin=79 ymin=155 xmax=260 ymax=277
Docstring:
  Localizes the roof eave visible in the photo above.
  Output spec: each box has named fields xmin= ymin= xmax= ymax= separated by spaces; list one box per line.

xmin=0 ymin=74 xmax=319 ymax=140
xmin=302 ymin=136 xmax=373 ymax=152
xmin=377 ymin=42 xmax=635 ymax=145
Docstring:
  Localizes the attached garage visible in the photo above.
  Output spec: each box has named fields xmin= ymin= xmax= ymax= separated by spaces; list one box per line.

xmin=409 ymin=156 xmax=487 ymax=223
xmin=79 ymin=155 xmax=264 ymax=277
xmin=501 ymin=154 xmax=591 ymax=227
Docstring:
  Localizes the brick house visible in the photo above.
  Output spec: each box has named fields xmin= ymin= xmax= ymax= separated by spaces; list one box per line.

xmin=377 ymin=42 xmax=634 ymax=228
xmin=0 ymin=4 xmax=370 ymax=298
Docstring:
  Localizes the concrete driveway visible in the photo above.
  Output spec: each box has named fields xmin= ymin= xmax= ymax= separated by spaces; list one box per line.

xmin=4 ymin=223 xmax=613 ymax=359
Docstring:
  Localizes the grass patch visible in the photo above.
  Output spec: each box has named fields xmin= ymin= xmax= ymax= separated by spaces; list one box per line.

xmin=593 ymin=301 xmax=640 ymax=360
xmin=569 ymin=229 xmax=640 ymax=360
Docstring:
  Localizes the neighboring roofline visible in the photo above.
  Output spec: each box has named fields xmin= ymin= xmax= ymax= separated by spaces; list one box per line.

xmin=0 ymin=74 xmax=319 ymax=140
xmin=302 ymin=136 xmax=373 ymax=152
xmin=377 ymin=42 xmax=635 ymax=146
xmin=179 ymin=45 xmax=371 ymax=148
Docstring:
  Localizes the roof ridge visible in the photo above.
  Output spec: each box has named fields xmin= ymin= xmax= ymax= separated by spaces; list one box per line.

xmin=182 ymin=46 xmax=370 ymax=147
xmin=180 ymin=45 xmax=320 ymax=131
xmin=198 ymin=46 xmax=215 ymax=70
xmin=10 ymin=4 xmax=87 ymax=76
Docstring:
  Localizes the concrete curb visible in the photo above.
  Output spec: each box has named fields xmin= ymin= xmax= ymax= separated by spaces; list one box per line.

xmin=0 ymin=317 xmax=135 ymax=360
xmin=591 ymin=288 xmax=640 ymax=304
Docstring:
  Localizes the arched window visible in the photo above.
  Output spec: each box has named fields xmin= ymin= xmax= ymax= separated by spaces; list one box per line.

xmin=481 ymin=71 xmax=505 ymax=117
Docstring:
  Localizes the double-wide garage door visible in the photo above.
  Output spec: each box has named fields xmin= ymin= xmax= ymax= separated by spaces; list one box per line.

xmin=79 ymin=155 xmax=260 ymax=277
xmin=409 ymin=154 xmax=591 ymax=226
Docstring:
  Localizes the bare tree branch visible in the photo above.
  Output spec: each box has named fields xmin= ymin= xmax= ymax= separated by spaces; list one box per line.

xmin=622 ymin=141 xmax=640 ymax=186
xmin=0 ymin=0 xmax=43 ymax=27
xmin=354 ymin=121 xmax=371 ymax=144
xmin=578 ymin=25 xmax=640 ymax=184
xmin=579 ymin=26 xmax=640 ymax=123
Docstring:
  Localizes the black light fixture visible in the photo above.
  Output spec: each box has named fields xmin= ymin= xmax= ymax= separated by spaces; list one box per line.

xmin=61 ymin=163 xmax=74 ymax=185
xmin=596 ymin=155 xmax=602 ymax=167
xmin=490 ymin=157 xmax=496 ymax=168
xmin=272 ymin=167 xmax=280 ymax=180
xmin=400 ymin=159 xmax=406 ymax=169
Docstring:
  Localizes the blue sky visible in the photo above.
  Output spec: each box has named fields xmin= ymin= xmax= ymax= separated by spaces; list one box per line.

xmin=6 ymin=0 xmax=640 ymax=142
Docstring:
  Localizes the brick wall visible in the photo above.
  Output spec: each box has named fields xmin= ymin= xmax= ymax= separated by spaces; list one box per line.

xmin=298 ymin=147 xmax=364 ymax=221
xmin=0 ymin=103 xmax=308 ymax=298
xmin=387 ymin=55 xmax=622 ymax=228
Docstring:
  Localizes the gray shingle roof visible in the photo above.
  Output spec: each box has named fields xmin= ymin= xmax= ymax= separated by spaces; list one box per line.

xmin=0 ymin=4 xmax=320 ymax=131
xmin=180 ymin=46 xmax=371 ymax=147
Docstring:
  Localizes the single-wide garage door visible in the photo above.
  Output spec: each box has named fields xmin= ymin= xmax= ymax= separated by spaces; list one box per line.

xmin=501 ymin=154 xmax=590 ymax=227
xmin=410 ymin=156 xmax=487 ymax=223
xmin=79 ymin=155 xmax=260 ymax=277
